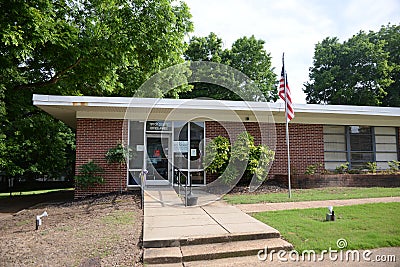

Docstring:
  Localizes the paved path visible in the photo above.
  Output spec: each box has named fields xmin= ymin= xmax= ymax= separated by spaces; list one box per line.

xmin=235 ymin=196 xmax=400 ymax=213
xmin=143 ymin=187 xmax=280 ymax=247
xmin=184 ymin=247 xmax=400 ymax=267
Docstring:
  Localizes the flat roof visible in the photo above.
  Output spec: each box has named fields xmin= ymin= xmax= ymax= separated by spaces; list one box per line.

xmin=33 ymin=94 xmax=400 ymax=128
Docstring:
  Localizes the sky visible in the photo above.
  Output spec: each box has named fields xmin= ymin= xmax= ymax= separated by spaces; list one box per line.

xmin=183 ymin=0 xmax=400 ymax=103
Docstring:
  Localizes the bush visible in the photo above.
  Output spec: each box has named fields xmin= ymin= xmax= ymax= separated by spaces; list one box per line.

xmin=365 ymin=162 xmax=377 ymax=173
xmin=204 ymin=132 xmax=275 ymax=185
xmin=203 ymin=136 xmax=230 ymax=174
xmin=105 ymin=144 xmax=132 ymax=164
xmin=334 ymin=162 xmax=349 ymax=174
xmin=304 ymin=163 xmax=322 ymax=175
xmin=388 ymin=160 xmax=400 ymax=174
xmin=75 ymin=161 xmax=104 ymax=189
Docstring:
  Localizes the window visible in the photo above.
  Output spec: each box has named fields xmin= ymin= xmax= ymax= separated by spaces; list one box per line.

xmin=190 ymin=122 xmax=205 ymax=184
xmin=348 ymin=126 xmax=374 ymax=169
xmin=128 ymin=121 xmax=144 ymax=185
xmin=375 ymin=127 xmax=398 ymax=169
xmin=323 ymin=126 xmax=347 ymax=170
xmin=324 ymin=126 xmax=398 ymax=170
xmin=172 ymin=121 xmax=205 ymax=185
xmin=173 ymin=121 xmax=188 ymax=170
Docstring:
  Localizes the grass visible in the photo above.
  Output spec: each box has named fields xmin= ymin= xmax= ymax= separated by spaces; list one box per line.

xmin=224 ymin=187 xmax=400 ymax=204
xmin=101 ymin=210 xmax=135 ymax=226
xmin=0 ymin=188 xmax=74 ymax=198
xmin=253 ymin=202 xmax=400 ymax=252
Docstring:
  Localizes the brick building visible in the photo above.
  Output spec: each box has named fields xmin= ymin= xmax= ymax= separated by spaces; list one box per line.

xmin=33 ymin=95 xmax=400 ymax=198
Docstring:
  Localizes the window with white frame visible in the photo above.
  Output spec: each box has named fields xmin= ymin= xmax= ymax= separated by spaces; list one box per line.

xmin=323 ymin=125 xmax=398 ymax=170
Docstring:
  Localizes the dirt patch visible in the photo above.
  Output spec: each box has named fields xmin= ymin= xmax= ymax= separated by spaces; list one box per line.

xmin=0 ymin=193 xmax=143 ymax=266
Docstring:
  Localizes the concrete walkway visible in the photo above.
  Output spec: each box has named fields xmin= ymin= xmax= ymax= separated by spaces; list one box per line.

xmin=235 ymin=196 xmax=400 ymax=213
xmin=143 ymin=187 xmax=280 ymax=247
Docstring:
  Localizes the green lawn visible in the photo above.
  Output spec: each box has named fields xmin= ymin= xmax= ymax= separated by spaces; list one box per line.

xmin=224 ymin=187 xmax=400 ymax=204
xmin=0 ymin=188 xmax=74 ymax=198
xmin=253 ymin=202 xmax=400 ymax=252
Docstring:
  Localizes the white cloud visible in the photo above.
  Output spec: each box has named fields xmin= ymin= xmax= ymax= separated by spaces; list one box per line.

xmin=184 ymin=0 xmax=400 ymax=103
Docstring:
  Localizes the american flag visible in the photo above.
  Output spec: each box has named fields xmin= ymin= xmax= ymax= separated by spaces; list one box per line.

xmin=278 ymin=66 xmax=294 ymax=121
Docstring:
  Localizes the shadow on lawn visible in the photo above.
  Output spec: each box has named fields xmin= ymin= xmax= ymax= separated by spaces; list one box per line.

xmin=0 ymin=190 xmax=74 ymax=217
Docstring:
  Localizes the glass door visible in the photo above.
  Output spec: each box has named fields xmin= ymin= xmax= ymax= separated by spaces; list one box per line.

xmin=146 ymin=135 xmax=171 ymax=186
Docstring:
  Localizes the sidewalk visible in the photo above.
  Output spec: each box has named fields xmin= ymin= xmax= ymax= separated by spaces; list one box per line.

xmin=143 ymin=187 xmax=281 ymax=247
xmin=142 ymin=186 xmax=292 ymax=264
xmin=235 ymin=196 xmax=400 ymax=213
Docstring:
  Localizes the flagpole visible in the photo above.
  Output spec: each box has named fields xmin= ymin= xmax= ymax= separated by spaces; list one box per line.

xmin=282 ymin=53 xmax=292 ymax=199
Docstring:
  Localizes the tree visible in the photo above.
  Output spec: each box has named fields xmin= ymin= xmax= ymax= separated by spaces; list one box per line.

xmin=373 ymin=24 xmax=400 ymax=107
xmin=304 ymin=25 xmax=398 ymax=106
xmin=0 ymin=0 xmax=193 ymax=183
xmin=181 ymin=33 xmax=277 ymax=101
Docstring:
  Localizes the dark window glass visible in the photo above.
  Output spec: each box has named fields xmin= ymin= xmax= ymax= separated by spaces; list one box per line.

xmin=349 ymin=135 xmax=373 ymax=151
xmin=190 ymin=122 xmax=204 ymax=170
xmin=348 ymin=126 xmax=374 ymax=168
xmin=129 ymin=121 xmax=144 ymax=169
xmin=174 ymin=122 xmax=188 ymax=169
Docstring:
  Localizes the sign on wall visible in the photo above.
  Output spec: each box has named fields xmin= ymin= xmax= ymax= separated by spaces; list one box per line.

xmin=174 ymin=141 xmax=189 ymax=153
xmin=146 ymin=121 xmax=172 ymax=132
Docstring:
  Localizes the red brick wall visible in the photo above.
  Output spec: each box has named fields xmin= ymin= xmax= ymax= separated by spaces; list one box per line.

xmin=205 ymin=121 xmax=325 ymax=182
xmin=75 ymin=119 xmax=127 ymax=198
xmin=272 ymin=123 xmax=324 ymax=175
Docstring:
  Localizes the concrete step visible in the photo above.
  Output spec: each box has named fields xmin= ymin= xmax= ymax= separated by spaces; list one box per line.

xmin=144 ymin=238 xmax=293 ymax=264
xmin=144 ymin=231 xmax=281 ymax=248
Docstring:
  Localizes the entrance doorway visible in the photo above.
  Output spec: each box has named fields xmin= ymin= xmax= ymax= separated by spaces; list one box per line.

xmin=146 ymin=135 xmax=171 ymax=186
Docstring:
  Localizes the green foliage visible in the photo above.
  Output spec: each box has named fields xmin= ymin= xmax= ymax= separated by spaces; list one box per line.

xmin=203 ymin=136 xmax=230 ymax=174
xmin=204 ymin=132 xmax=275 ymax=185
xmin=219 ymin=165 xmax=239 ymax=185
xmin=75 ymin=161 xmax=104 ymax=189
xmin=1 ymin=92 xmax=75 ymax=180
xmin=0 ymin=0 xmax=193 ymax=183
xmin=251 ymin=145 xmax=275 ymax=181
xmin=181 ymin=33 xmax=277 ymax=101
xmin=304 ymin=163 xmax=322 ymax=175
xmin=365 ymin=162 xmax=377 ymax=173
xmin=231 ymin=132 xmax=254 ymax=162
xmin=105 ymin=144 xmax=132 ymax=165
xmin=304 ymin=24 xmax=399 ymax=107
xmin=388 ymin=160 xmax=400 ymax=174
xmin=334 ymin=162 xmax=349 ymax=174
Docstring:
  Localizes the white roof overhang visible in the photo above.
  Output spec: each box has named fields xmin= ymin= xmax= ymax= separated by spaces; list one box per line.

xmin=33 ymin=94 xmax=400 ymax=129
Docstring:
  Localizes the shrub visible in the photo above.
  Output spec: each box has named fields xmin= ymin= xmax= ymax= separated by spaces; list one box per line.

xmin=75 ymin=161 xmax=104 ymax=189
xmin=203 ymin=136 xmax=230 ymax=174
xmin=105 ymin=144 xmax=132 ymax=164
xmin=334 ymin=162 xmax=349 ymax=174
xmin=304 ymin=163 xmax=322 ymax=175
xmin=388 ymin=160 xmax=400 ymax=174
xmin=204 ymin=132 xmax=275 ymax=185
xmin=365 ymin=162 xmax=377 ymax=174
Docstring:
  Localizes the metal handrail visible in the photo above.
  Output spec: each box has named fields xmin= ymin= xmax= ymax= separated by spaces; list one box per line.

xmin=140 ymin=169 xmax=148 ymax=210
xmin=174 ymin=168 xmax=189 ymax=207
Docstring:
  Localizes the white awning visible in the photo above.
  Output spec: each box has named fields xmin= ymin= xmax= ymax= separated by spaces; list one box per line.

xmin=33 ymin=94 xmax=400 ymax=128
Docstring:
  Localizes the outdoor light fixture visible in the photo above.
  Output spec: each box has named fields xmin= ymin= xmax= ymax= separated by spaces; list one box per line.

xmin=36 ymin=211 xmax=48 ymax=230
xmin=326 ymin=206 xmax=335 ymax=221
